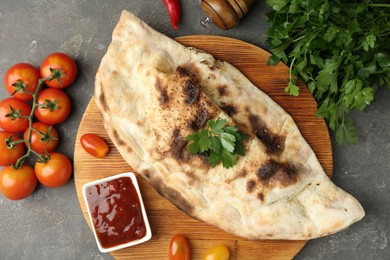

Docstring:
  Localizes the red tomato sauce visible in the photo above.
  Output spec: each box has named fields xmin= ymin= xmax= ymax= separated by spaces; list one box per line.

xmin=85 ymin=176 xmax=147 ymax=249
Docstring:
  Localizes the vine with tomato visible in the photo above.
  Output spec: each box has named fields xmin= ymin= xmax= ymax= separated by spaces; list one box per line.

xmin=0 ymin=53 xmax=76 ymax=200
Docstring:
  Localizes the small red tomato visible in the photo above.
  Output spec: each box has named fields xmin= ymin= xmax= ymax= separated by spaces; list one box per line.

xmin=80 ymin=133 xmax=109 ymax=158
xmin=34 ymin=88 xmax=71 ymax=124
xmin=203 ymin=245 xmax=230 ymax=260
xmin=0 ymin=164 xmax=37 ymax=200
xmin=0 ymin=131 xmax=25 ymax=166
xmin=34 ymin=152 xmax=72 ymax=188
xmin=24 ymin=122 xmax=59 ymax=154
xmin=169 ymin=234 xmax=190 ymax=260
xmin=0 ymin=98 xmax=31 ymax=133
xmin=40 ymin=52 xmax=77 ymax=88
xmin=4 ymin=63 xmax=40 ymax=101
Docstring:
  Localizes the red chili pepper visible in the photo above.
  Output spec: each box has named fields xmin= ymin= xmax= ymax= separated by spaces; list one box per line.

xmin=162 ymin=0 xmax=181 ymax=30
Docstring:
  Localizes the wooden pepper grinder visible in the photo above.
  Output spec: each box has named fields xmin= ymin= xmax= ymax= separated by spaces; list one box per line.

xmin=200 ymin=0 xmax=257 ymax=30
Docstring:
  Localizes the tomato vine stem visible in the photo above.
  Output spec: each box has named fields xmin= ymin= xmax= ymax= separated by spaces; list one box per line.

xmin=13 ymin=77 xmax=51 ymax=169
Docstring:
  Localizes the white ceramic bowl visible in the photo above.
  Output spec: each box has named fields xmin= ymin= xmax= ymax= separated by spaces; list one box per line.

xmin=82 ymin=172 xmax=152 ymax=253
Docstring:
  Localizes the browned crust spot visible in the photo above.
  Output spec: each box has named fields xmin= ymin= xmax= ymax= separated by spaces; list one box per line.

xmin=184 ymin=80 xmax=200 ymax=104
xmin=126 ymin=146 xmax=133 ymax=154
xmin=169 ymin=129 xmax=189 ymax=161
xmin=141 ymin=169 xmax=151 ymax=179
xmin=149 ymin=176 xmax=194 ymax=215
xmin=200 ymin=59 xmax=219 ymax=71
xmin=225 ymin=170 xmax=248 ymax=184
xmin=221 ymin=105 xmax=237 ymax=116
xmin=185 ymin=170 xmax=199 ymax=186
xmin=248 ymin=113 xmax=285 ymax=154
xmin=155 ymin=78 xmax=169 ymax=104
xmin=217 ymin=85 xmax=228 ymax=96
xmin=257 ymin=192 xmax=264 ymax=202
xmin=177 ymin=64 xmax=201 ymax=84
xmin=98 ymin=83 xmax=108 ymax=112
xmin=257 ymin=159 xmax=298 ymax=188
xmin=112 ymin=129 xmax=126 ymax=146
xmin=188 ymin=108 xmax=209 ymax=130
xmin=246 ymin=179 xmax=256 ymax=193
xmin=196 ymin=153 xmax=210 ymax=168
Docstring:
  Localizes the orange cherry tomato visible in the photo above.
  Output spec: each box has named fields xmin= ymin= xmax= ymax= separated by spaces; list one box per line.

xmin=34 ymin=152 xmax=72 ymax=188
xmin=0 ymin=131 xmax=25 ymax=166
xmin=34 ymin=88 xmax=71 ymax=124
xmin=80 ymin=133 xmax=109 ymax=158
xmin=4 ymin=63 xmax=40 ymax=101
xmin=0 ymin=164 xmax=37 ymax=200
xmin=0 ymin=98 xmax=31 ymax=133
xmin=203 ymin=245 xmax=230 ymax=260
xmin=24 ymin=122 xmax=59 ymax=154
xmin=40 ymin=52 xmax=77 ymax=88
xmin=169 ymin=234 xmax=190 ymax=260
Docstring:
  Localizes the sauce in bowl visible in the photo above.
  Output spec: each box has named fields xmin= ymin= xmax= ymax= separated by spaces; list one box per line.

xmin=83 ymin=172 xmax=151 ymax=252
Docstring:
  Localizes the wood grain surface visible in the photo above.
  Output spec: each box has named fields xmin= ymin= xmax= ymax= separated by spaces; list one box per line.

xmin=74 ymin=35 xmax=332 ymax=259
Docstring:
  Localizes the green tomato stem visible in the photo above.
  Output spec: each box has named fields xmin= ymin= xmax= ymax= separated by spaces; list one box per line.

xmin=14 ymin=77 xmax=51 ymax=169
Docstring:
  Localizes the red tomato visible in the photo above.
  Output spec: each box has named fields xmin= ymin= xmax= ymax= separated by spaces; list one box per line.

xmin=34 ymin=88 xmax=71 ymax=124
xmin=24 ymin=122 xmax=59 ymax=154
xmin=0 ymin=131 xmax=25 ymax=166
xmin=0 ymin=98 xmax=31 ymax=133
xmin=169 ymin=234 xmax=190 ymax=260
xmin=34 ymin=152 xmax=72 ymax=188
xmin=80 ymin=133 xmax=109 ymax=158
xmin=0 ymin=164 xmax=37 ymax=200
xmin=40 ymin=52 xmax=77 ymax=88
xmin=203 ymin=245 xmax=230 ymax=260
xmin=4 ymin=63 xmax=40 ymax=101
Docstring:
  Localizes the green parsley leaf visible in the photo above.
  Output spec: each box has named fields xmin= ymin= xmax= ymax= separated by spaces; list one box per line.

xmin=324 ymin=26 xmax=338 ymax=43
xmin=220 ymin=150 xmax=237 ymax=169
xmin=266 ymin=0 xmax=289 ymax=11
xmin=198 ymin=130 xmax=211 ymax=152
xmin=210 ymin=136 xmax=222 ymax=153
xmin=220 ymin=132 xmax=236 ymax=153
xmin=187 ymin=118 xmax=247 ymax=169
xmin=362 ymin=33 xmax=376 ymax=51
xmin=285 ymin=81 xmax=300 ymax=96
xmin=187 ymin=133 xmax=200 ymax=154
xmin=266 ymin=0 xmax=390 ymax=145
xmin=207 ymin=118 xmax=227 ymax=133
xmin=208 ymin=151 xmax=222 ymax=167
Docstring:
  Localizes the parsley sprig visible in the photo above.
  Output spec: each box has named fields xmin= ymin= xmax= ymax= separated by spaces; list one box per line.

xmin=266 ymin=0 xmax=390 ymax=145
xmin=186 ymin=119 xmax=248 ymax=169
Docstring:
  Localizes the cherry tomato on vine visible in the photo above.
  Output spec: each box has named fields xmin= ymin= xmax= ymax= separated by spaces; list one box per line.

xmin=0 ymin=164 xmax=37 ymax=200
xmin=0 ymin=131 xmax=25 ymax=166
xmin=80 ymin=133 xmax=109 ymax=158
xmin=40 ymin=52 xmax=77 ymax=88
xmin=169 ymin=234 xmax=190 ymax=260
xmin=34 ymin=88 xmax=71 ymax=124
xmin=0 ymin=97 xmax=31 ymax=133
xmin=4 ymin=63 xmax=40 ymax=101
xmin=24 ymin=122 xmax=59 ymax=154
xmin=203 ymin=245 xmax=230 ymax=260
xmin=34 ymin=152 xmax=72 ymax=188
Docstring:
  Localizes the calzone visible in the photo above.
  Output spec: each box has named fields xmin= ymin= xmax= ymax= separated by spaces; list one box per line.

xmin=95 ymin=11 xmax=364 ymax=240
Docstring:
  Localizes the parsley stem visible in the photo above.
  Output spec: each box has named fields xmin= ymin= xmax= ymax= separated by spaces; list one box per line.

xmin=289 ymin=57 xmax=296 ymax=82
xmin=369 ymin=4 xmax=390 ymax=8
xmin=370 ymin=68 xmax=390 ymax=75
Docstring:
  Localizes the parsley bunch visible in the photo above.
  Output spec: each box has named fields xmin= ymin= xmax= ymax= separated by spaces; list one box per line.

xmin=187 ymin=119 xmax=247 ymax=169
xmin=266 ymin=0 xmax=390 ymax=145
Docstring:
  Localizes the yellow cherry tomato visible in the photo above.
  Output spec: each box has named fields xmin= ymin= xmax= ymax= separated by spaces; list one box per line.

xmin=203 ymin=245 xmax=230 ymax=260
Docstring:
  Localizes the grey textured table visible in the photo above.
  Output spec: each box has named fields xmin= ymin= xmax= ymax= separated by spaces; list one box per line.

xmin=0 ymin=1 xmax=389 ymax=259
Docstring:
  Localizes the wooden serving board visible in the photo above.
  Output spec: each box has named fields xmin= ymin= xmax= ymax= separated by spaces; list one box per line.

xmin=74 ymin=36 xmax=332 ymax=259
